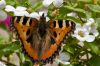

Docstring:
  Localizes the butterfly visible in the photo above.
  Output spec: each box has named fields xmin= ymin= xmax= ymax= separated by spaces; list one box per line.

xmin=11 ymin=14 xmax=75 ymax=65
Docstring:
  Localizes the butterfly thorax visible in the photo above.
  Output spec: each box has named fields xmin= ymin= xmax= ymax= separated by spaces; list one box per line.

xmin=31 ymin=16 xmax=51 ymax=59
xmin=38 ymin=17 xmax=47 ymax=38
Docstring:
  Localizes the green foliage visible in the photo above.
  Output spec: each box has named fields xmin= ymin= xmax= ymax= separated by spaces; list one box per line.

xmin=88 ymin=56 xmax=100 ymax=66
xmin=0 ymin=0 xmax=100 ymax=66
xmin=87 ymin=4 xmax=100 ymax=13
xmin=0 ymin=43 xmax=21 ymax=57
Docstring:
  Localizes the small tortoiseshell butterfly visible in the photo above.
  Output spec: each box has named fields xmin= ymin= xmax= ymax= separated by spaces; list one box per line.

xmin=11 ymin=14 xmax=75 ymax=65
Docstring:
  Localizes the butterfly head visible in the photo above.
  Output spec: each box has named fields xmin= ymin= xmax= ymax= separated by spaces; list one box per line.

xmin=40 ymin=13 xmax=46 ymax=22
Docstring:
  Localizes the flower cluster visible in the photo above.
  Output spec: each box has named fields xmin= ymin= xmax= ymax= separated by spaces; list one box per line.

xmin=67 ymin=12 xmax=99 ymax=43
xmin=5 ymin=5 xmax=50 ymax=21
xmin=43 ymin=0 xmax=63 ymax=7
xmin=73 ymin=18 xmax=99 ymax=42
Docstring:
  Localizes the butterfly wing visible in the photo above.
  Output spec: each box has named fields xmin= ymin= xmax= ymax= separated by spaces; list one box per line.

xmin=41 ymin=20 xmax=75 ymax=64
xmin=11 ymin=16 xmax=39 ymax=63
xmin=11 ymin=16 xmax=75 ymax=64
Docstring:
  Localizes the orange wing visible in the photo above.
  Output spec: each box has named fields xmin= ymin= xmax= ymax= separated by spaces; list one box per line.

xmin=11 ymin=16 xmax=75 ymax=65
xmin=11 ymin=16 xmax=39 ymax=63
xmin=41 ymin=20 xmax=75 ymax=64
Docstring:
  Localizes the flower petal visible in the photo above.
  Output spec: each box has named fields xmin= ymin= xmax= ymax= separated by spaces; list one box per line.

xmin=29 ymin=12 xmax=40 ymax=20
xmin=46 ymin=17 xmax=50 ymax=22
xmin=75 ymin=23 xmax=82 ymax=29
xmin=39 ymin=11 xmax=47 ymax=17
xmin=53 ymin=0 xmax=63 ymax=7
xmin=43 ymin=0 xmax=54 ymax=7
xmin=55 ymin=52 xmax=70 ymax=65
xmin=5 ymin=5 xmax=15 ymax=12
xmin=76 ymin=35 xmax=86 ymax=42
xmin=87 ymin=18 xmax=94 ymax=23
xmin=85 ymin=35 xmax=95 ymax=42
xmin=59 ymin=53 xmax=70 ymax=62
xmin=91 ymin=29 xmax=99 ymax=37
xmin=14 ymin=11 xmax=29 ymax=16
xmin=67 ymin=12 xmax=77 ymax=17
xmin=0 ymin=61 xmax=6 ymax=66
xmin=0 ymin=0 xmax=6 ymax=9
xmin=85 ymin=18 xmax=94 ymax=28
xmin=16 ymin=6 xmax=27 ymax=11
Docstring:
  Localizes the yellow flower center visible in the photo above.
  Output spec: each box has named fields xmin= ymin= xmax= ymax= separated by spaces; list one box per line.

xmin=91 ymin=23 xmax=95 ymax=27
xmin=78 ymin=31 xmax=84 ymax=37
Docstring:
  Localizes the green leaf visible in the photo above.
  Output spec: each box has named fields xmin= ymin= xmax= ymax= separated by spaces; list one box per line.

xmin=88 ymin=56 xmax=100 ymax=66
xmin=18 ymin=52 xmax=25 ymax=63
xmin=96 ymin=18 xmax=100 ymax=36
xmin=77 ymin=0 xmax=92 ymax=3
xmin=31 ymin=2 xmax=43 ymax=12
xmin=84 ymin=42 xmax=100 ymax=55
xmin=55 ymin=15 xmax=82 ymax=23
xmin=63 ymin=5 xmax=90 ymax=18
xmin=6 ymin=0 xmax=18 ymax=6
xmin=22 ymin=61 xmax=32 ymax=66
xmin=63 ymin=45 xmax=75 ymax=54
xmin=66 ymin=16 xmax=82 ymax=23
xmin=96 ymin=18 xmax=100 ymax=28
xmin=0 ymin=43 xmax=21 ymax=57
xmin=0 ymin=36 xmax=5 ymax=44
xmin=59 ymin=7 xmax=71 ymax=15
xmin=64 ymin=5 xmax=86 ymax=14
xmin=87 ymin=4 xmax=100 ymax=13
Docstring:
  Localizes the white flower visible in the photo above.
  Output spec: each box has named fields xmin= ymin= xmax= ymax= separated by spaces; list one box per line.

xmin=0 ymin=0 xmax=6 ymax=9
xmin=29 ymin=12 xmax=40 ymax=19
xmin=29 ymin=11 xmax=50 ymax=21
xmin=0 ymin=61 xmax=6 ymax=66
xmin=55 ymin=52 xmax=70 ymax=65
xmin=53 ymin=0 xmax=63 ymax=7
xmin=5 ymin=5 xmax=15 ymax=12
xmin=67 ymin=12 xmax=78 ymax=18
xmin=73 ymin=23 xmax=95 ymax=42
xmin=0 ymin=0 xmax=7 ymax=21
xmin=85 ymin=18 xmax=99 ymax=37
xmin=5 ymin=5 xmax=29 ymax=16
xmin=43 ymin=0 xmax=63 ymax=7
